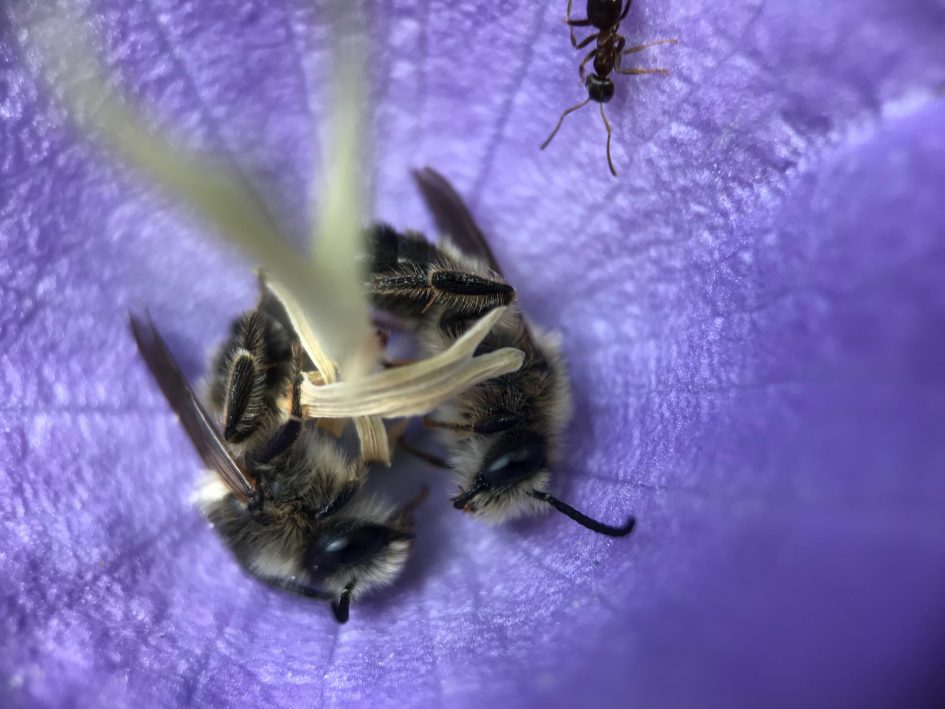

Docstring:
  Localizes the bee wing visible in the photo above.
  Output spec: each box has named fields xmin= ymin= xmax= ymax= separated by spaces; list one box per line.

xmin=412 ymin=167 xmax=505 ymax=277
xmin=129 ymin=313 xmax=256 ymax=504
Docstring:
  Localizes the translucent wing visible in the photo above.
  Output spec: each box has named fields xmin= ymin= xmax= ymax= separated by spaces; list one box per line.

xmin=129 ymin=313 xmax=256 ymax=504
xmin=412 ymin=167 xmax=505 ymax=276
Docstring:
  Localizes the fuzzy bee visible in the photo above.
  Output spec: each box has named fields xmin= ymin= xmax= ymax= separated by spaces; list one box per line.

xmin=130 ymin=305 xmax=420 ymax=623
xmin=368 ymin=168 xmax=635 ymax=537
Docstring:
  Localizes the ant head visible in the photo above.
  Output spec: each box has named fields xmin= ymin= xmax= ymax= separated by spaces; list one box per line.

xmin=587 ymin=0 xmax=625 ymax=29
xmin=586 ymin=74 xmax=615 ymax=103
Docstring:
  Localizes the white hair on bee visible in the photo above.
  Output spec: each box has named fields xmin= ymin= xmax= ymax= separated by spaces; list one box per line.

xmin=327 ymin=537 xmax=411 ymax=602
xmin=191 ymin=471 xmax=230 ymax=508
xmin=322 ymin=491 xmax=413 ymax=600
xmin=521 ymin=322 xmax=573 ymax=457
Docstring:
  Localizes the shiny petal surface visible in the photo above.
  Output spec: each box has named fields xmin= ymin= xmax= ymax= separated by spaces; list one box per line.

xmin=2 ymin=1 xmax=945 ymax=707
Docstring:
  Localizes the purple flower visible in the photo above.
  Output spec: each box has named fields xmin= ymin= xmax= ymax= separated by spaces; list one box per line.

xmin=3 ymin=1 xmax=945 ymax=707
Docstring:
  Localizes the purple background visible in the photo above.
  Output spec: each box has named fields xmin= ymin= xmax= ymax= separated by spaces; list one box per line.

xmin=3 ymin=1 xmax=945 ymax=707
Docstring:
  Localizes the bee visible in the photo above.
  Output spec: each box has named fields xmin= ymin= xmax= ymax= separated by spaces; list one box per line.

xmin=130 ymin=308 xmax=420 ymax=623
xmin=540 ymin=0 xmax=677 ymax=176
xmin=371 ymin=168 xmax=635 ymax=537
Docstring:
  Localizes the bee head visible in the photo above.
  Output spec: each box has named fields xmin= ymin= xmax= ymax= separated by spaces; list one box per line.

xmin=451 ymin=431 xmax=552 ymax=523
xmin=304 ymin=515 xmax=414 ymax=622
xmin=452 ymin=430 xmax=636 ymax=537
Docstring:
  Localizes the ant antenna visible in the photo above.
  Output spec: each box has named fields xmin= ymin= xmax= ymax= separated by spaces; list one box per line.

xmin=531 ymin=490 xmax=636 ymax=537
xmin=599 ymin=103 xmax=617 ymax=177
xmin=540 ymin=97 xmax=591 ymax=151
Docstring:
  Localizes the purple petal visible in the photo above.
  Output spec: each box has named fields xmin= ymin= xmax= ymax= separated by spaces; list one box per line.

xmin=3 ymin=1 xmax=945 ymax=707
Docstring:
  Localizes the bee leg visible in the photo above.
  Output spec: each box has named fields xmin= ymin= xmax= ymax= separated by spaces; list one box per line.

xmin=371 ymin=269 xmax=513 ymax=320
xmin=400 ymin=485 xmax=430 ymax=516
xmin=246 ymin=490 xmax=266 ymax=515
xmin=252 ymin=341 xmax=304 ymax=464
xmin=424 ymin=412 xmax=519 ymax=435
xmin=399 ymin=438 xmax=450 ymax=469
xmin=423 ymin=417 xmax=475 ymax=433
xmin=252 ymin=417 xmax=302 ymax=464
xmin=314 ymin=480 xmax=360 ymax=519
xmin=375 ymin=326 xmax=391 ymax=350
xmin=429 ymin=269 xmax=515 ymax=308
xmin=256 ymin=574 xmax=332 ymax=601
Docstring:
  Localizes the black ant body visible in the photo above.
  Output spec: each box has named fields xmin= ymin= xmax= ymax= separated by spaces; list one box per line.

xmin=540 ymin=0 xmax=677 ymax=176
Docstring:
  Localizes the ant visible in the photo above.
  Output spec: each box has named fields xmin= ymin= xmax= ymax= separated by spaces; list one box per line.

xmin=540 ymin=0 xmax=677 ymax=177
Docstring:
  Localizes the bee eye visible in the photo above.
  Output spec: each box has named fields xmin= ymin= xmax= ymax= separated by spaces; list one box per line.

xmin=480 ymin=434 xmax=546 ymax=487
xmin=305 ymin=525 xmax=399 ymax=580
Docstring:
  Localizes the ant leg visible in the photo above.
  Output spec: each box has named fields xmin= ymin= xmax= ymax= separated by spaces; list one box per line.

xmin=574 ymin=32 xmax=599 ymax=51
xmin=578 ymin=47 xmax=597 ymax=82
xmin=599 ymin=103 xmax=617 ymax=177
xmin=614 ymin=39 xmax=676 ymax=76
xmin=618 ymin=67 xmax=670 ymax=77
xmin=621 ymin=38 xmax=678 ymax=56
xmin=540 ymin=98 xmax=591 ymax=151
xmin=570 ymin=25 xmax=595 ymax=49
xmin=620 ymin=0 xmax=633 ymax=21
xmin=566 ymin=0 xmax=593 ymax=47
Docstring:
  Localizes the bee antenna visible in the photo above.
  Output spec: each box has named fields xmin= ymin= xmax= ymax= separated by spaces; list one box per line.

xmin=531 ymin=491 xmax=636 ymax=537
xmin=540 ymin=98 xmax=592 ymax=151
xmin=331 ymin=581 xmax=355 ymax=624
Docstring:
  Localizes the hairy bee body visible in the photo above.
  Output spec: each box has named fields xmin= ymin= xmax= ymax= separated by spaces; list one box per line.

xmin=417 ymin=262 xmax=573 ymax=524
xmin=194 ymin=425 xmax=411 ymax=603
xmin=131 ymin=300 xmax=418 ymax=623
xmin=365 ymin=168 xmax=634 ymax=537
